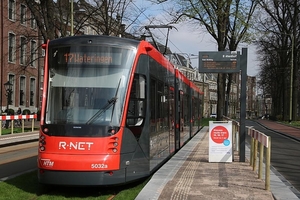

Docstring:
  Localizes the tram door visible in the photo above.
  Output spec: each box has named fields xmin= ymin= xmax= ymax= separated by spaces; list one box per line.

xmin=169 ymin=87 xmax=175 ymax=153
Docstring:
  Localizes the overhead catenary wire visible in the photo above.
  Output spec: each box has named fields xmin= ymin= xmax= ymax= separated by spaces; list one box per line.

xmin=130 ymin=1 xmax=185 ymax=55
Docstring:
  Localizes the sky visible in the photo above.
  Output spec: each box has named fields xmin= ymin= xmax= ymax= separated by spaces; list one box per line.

xmin=166 ymin=24 xmax=260 ymax=77
xmin=131 ymin=1 xmax=260 ymax=77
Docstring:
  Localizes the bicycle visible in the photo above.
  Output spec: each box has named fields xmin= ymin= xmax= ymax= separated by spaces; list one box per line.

xmin=14 ymin=119 xmax=22 ymax=127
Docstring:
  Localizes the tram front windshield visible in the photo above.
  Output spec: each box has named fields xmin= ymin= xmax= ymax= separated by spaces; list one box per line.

xmin=45 ymin=45 xmax=135 ymax=127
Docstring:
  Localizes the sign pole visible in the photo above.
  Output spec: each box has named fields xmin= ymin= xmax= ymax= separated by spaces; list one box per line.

xmin=239 ymin=48 xmax=247 ymax=162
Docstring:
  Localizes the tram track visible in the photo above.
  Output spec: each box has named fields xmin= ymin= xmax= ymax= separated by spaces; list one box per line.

xmin=0 ymin=141 xmax=38 ymax=165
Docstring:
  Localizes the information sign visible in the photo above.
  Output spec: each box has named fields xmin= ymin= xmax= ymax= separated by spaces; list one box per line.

xmin=209 ymin=121 xmax=232 ymax=162
xmin=199 ymin=51 xmax=240 ymax=73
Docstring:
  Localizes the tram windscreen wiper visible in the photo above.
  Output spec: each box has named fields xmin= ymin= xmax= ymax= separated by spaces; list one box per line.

xmin=86 ymin=79 xmax=121 ymax=124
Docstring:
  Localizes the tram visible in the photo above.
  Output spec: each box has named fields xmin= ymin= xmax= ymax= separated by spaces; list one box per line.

xmin=37 ymin=35 xmax=202 ymax=185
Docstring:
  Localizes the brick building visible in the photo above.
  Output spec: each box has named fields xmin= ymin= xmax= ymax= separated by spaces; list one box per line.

xmin=0 ymin=0 xmax=41 ymax=114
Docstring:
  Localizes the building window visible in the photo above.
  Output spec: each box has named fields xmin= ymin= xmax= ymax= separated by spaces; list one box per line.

xmin=30 ymin=13 xmax=36 ymax=29
xmin=8 ymin=33 xmax=16 ymax=62
xmin=20 ymin=4 xmax=26 ymax=25
xmin=30 ymin=78 xmax=36 ymax=106
xmin=9 ymin=74 xmax=15 ymax=105
xmin=20 ymin=36 xmax=26 ymax=65
xmin=8 ymin=0 xmax=16 ymax=20
xmin=30 ymin=40 xmax=36 ymax=67
xmin=20 ymin=77 xmax=25 ymax=106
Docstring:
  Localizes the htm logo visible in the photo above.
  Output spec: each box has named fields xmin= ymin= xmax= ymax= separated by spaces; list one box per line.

xmin=41 ymin=159 xmax=54 ymax=167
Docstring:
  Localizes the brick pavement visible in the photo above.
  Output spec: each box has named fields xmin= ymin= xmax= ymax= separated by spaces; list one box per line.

xmin=137 ymin=127 xmax=275 ymax=200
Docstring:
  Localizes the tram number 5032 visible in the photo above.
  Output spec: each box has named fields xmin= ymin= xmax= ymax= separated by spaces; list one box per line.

xmin=91 ymin=163 xmax=108 ymax=169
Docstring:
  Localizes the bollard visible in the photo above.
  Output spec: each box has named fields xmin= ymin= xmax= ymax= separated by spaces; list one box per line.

xmin=11 ymin=120 xmax=14 ymax=134
xmin=235 ymin=131 xmax=239 ymax=152
xmin=250 ymin=137 xmax=254 ymax=167
xmin=253 ymin=139 xmax=258 ymax=171
xmin=32 ymin=118 xmax=35 ymax=132
xmin=265 ymin=137 xmax=271 ymax=191
xmin=258 ymin=142 xmax=264 ymax=179
xmin=22 ymin=119 xmax=25 ymax=133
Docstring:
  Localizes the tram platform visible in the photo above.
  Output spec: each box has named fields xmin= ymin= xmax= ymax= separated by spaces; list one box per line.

xmin=136 ymin=122 xmax=299 ymax=200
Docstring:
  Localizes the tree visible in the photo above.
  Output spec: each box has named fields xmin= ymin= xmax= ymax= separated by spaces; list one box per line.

xmin=160 ymin=0 xmax=258 ymax=120
xmin=21 ymin=0 xmax=146 ymax=41
xmin=255 ymin=0 xmax=299 ymax=121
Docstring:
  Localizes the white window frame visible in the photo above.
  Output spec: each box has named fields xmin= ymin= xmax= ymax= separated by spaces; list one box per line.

xmin=20 ymin=36 xmax=27 ymax=65
xmin=20 ymin=4 xmax=27 ymax=25
xmin=8 ymin=0 xmax=16 ymax=21
xmin=8 ymin=32 xmax=16 ymax=63
xmin=30 ymin=40 xmax=37 ymax=67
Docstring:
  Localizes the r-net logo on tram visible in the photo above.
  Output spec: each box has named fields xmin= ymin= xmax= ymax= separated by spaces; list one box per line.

xmin=58 ymin=141 xmax=94 ymax=150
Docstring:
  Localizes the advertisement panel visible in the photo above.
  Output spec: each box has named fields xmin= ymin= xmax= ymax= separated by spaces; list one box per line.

xmin=209 ymin=121 xmax=232 ymax=162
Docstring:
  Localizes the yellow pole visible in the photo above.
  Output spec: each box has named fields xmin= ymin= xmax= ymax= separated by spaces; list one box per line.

xmin=11 ymin=119 xmax=14 ymax=134
xmin=265 ymin=137 xmax=271 ymax=190
xmin=22 ymin=119 xmax=25 ymax=133
xmin=250 ymin=138 xmax=254 ymax=167
xmin=32 ymin=118 xmax=35 ymax=132
xmin=258 ymin=142 xmax=264 ymax=179
xmin=253 ymin=140 xmax=258 ymax=171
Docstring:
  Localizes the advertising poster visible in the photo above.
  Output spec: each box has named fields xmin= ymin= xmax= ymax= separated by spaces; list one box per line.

xmin=209 ymin=121 xmax=232 ymax=162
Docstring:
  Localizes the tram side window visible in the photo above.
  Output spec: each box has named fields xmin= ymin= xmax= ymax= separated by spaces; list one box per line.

xmin=127 ymin=74 xmax=146 ymax=126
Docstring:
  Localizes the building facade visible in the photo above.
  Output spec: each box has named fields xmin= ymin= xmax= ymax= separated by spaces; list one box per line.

xmin=1 ymin=0 xmax=41 ymax=114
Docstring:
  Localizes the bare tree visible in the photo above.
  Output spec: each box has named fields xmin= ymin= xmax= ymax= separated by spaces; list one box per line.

xmin=256 ymin=0 xmax=300 ymax=121
xmin=21 ymin=0 xmax=146 ymax=40
xmin=159 ymin=0 xmax=258 ymax=120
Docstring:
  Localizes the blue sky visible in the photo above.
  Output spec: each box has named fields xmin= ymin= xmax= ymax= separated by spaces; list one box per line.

xmin=131 ymin=1 xmax=259 ymax=76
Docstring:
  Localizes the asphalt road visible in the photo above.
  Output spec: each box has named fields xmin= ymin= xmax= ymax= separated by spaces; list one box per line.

xmin=246 ymin=120 xmax=300 ymax=193
xmin=0 ymin=142 xmax=37 ymax=180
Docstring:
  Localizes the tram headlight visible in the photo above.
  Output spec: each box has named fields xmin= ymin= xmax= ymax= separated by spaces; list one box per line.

xmin=42 ymin=127 xmax=49 ymax=133
xmin=108 ymin=127 xmax=120 ymax=135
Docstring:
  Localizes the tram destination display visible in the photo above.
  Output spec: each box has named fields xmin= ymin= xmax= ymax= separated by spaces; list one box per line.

xmin=198 ymin=51 xmax=240 ymax=73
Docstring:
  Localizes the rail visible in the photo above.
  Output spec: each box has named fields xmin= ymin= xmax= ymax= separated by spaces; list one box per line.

xmin=0 ymin=114 xmax=37 ymax=135
xmin=225 ymin=117 xmax=271 ymax=191
xmin=247 ymin=126 xmax=271 ymax=191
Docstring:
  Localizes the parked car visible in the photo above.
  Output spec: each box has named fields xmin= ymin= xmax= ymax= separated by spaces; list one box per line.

xmin=210 ymin=113 xmax=217 ymax=118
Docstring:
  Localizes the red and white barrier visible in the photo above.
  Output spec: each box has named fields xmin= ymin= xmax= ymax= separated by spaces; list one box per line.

xmin=248 ymin=128 xmax=269 ymax=148
xmin=0 ymin=114 xmax=37 ymax=121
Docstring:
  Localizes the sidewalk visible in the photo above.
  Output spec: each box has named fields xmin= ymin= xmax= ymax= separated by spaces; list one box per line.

xmin=0 ymin=119 xmax=39 ymax=147
xmin=136 ymin=124 xmax=300 ymax=200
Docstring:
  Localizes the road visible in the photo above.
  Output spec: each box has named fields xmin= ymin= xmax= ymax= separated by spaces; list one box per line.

xmin=0 ymin=142 xmax=38 ymax=180
xmin=0 ymin=121 xmax=300 ymax=195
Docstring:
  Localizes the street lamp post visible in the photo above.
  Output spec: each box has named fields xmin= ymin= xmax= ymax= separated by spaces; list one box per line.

xmin=4 ymin=81 xmax=13 ymax=111
xmin=4 ymin=80 xmax=13 ymax=129
xmin=70 ymin=0 xmax=85 ymax=36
